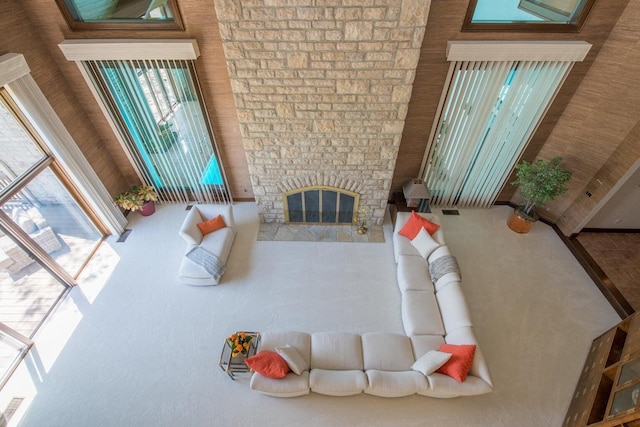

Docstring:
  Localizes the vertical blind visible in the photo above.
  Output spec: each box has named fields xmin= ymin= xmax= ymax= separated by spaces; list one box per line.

xmin=423 ymin=59 xmax=572 ymax=208
xmin=84 ymin=59 xmax=231 ymax=205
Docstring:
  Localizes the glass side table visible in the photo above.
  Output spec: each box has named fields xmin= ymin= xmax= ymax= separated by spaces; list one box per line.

xmin=218 ymin=331 xmax=260 ymax=380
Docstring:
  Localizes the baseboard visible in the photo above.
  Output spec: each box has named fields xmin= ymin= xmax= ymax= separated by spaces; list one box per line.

xmin=580 ymin=228 xmax=640 ymax=234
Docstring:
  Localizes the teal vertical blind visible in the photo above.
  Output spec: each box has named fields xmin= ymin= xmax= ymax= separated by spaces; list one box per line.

xmin=423 ymin=59 xmax=571 ymax=208
xmin=83 ymin=59 xmax=230 ymax=204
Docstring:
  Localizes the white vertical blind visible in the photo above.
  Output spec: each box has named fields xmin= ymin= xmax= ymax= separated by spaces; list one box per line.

xmin=84 ymin=59 xmax=231 ymax=204
xmin=423 ymin=59 xmax=572 ymax=208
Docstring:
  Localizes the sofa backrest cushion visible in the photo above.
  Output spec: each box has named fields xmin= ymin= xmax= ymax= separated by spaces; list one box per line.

xmin=445 ymin=326 xmax=493 ymax=387
xmin=311 ymin=332 xmax=363 ymax=371
xmin=398 ymin=211 xmax=440 ymax=240
xmin=260 ymin=331 xmax=311 ymax=368
xmin=362 ymin=333 xmax=415 ymax=371
xmin=179 ymin=207 xmax=204 ymax=245
xmin=436 ymin=282 xmax=473 ymax=333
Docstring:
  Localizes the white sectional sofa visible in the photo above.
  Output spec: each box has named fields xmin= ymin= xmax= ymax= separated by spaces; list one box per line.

xmin=249 ymin=211 xmax=493 ymax=398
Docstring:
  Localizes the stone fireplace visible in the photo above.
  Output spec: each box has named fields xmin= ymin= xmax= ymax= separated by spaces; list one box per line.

xmin=214 ymin=1 xmax=430 ymax=225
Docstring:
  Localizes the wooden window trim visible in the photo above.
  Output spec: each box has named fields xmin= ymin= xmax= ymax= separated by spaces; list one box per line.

xmin=462 ymin=0 xmax=598 ymax=33
xmin=55 ymin=0 xmax=185 ymax=31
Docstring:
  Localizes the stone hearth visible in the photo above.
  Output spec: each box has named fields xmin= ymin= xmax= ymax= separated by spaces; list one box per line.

xmin=214 ymin=0 xmax=430 ymax=226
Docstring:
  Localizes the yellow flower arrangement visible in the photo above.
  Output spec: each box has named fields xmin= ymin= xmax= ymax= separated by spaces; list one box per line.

xmin=226 ymin=332 xmax=253 ymax=357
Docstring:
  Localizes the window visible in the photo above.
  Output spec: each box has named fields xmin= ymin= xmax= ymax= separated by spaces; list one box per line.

xmin=0 ymin=54 xmax=110 ymax=388
xmin=463 ymin=0 xmax=597 ymax=32
xmin=59 ymin=40 xmax=231 ymax=205
xmin=55 ymin=0 xmax=184 ymax=31
xmin=86 ymin=59 xmax=230 ymax=204
xmin=420 ymin=41 xmax=591 ymax=208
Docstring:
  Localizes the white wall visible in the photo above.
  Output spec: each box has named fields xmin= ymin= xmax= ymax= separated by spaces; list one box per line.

xmin=586 ymin=161 xmax=640 ymax=229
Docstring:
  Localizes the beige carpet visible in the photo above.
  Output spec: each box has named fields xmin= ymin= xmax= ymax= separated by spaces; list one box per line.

xmin=1 ymin=203 xmax=620 ymax=427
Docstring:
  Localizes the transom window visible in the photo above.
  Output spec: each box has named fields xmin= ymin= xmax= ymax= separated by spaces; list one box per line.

xmin=55 ymin=0 xmax=184 ymax=31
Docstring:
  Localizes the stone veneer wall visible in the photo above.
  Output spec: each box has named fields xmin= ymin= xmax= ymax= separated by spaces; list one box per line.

xmin=214 ymin=0 xmax=430 ymax=225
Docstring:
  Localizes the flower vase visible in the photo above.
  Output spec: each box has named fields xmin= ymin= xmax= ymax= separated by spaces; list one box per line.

xmin=139 ymin=201 xmax=156 ymax=216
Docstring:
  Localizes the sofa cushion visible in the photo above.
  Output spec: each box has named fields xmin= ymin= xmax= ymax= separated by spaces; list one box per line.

xmin=12 ymin=208 xmax=37 ymax=233
xmin=309 ymin=369 xmax=367 ymax=396
xmin=410 ymin=228 xmax=441 ymax=259
xmin=197 ymin=215 xmax=226 ymax=235
xmin=427 ymin=246 xmax=461 ymax=291
xmin=361 ymin=333 xmax=415 ymax=371
xmin=260 ymin=331 xmax=311 ymax=368
xmin=311 ymin=332 xmax=363 ymax=371
xmin=276 ymin=345 xmax=308 ymax=375
xmin=411 ymin=350 xmax=452 ymax=376
xmin=393 ymin=212 xmax=445 ymax=262
xmin=418 ymin=373 xmax=494 ymax=398
xmin=398 ymin=211 xmax=440 ymax=240
xmin=436 ymin=344 xmax=476 ymax=383
xmin=250 ymin=371 xmax=310 ymax=398
xmin=445 ymin=326 xmax=493 ymax=387
xmin=365 ymin=370 xmax=428 ymax=397
xmin=410 ymin=335 xmax=446 ymax=360
xmin=397 ymin=256 xmax=433 ymax=292
xmin=245 ymin=350 xmax=290 ymax=379
xmin=427 ymin=245 xmax=451 ymax=263
xmin=401 ymin=291 xmax=445 ymax=336
xmin=179 ymin=207 xmax=204 ymax=245
xmin=435 ymin=282 xmax=473 ymax=333
xmin=201 ymin=227 xmax=235 ymax=264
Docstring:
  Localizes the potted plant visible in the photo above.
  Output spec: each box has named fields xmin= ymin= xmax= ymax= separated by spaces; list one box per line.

xmin=114 ymin=184 xmax=158 ymax=216
xmin=508 ymin=156 xmax=572 ymax=233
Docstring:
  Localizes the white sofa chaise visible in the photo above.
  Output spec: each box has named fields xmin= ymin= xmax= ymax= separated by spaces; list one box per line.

xmin=249 ymin=211 xmax=493 ymax=398
xmin=178 ymin=204 xmax=236 ymax=286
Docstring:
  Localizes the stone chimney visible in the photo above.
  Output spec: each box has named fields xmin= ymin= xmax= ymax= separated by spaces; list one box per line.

xmin=214 ymin=0 xmax=430 ymax=225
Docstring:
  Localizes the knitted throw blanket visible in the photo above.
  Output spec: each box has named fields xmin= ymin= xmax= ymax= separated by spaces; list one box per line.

xmin=429 ymin=255 xmax=460 ymax=283
xmin=186 ymin=246 xmax=225 ymax=281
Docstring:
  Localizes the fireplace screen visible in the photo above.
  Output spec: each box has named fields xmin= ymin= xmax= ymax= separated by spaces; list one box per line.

xmin=283 ymin=186 xmax=359 ymax=224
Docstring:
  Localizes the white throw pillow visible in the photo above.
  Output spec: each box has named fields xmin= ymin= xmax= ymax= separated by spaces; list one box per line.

xmin=411 ymin=350 xmax=452 ymax=376
xmin=275 ymin=345 xmax=308 ymax=375
xmin=410 ymin=227 xmax=441 ymax=259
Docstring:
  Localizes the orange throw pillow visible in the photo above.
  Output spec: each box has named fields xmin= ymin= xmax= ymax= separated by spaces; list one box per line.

xmin=197 ymin=215 xmax=226 ymax=235
xmin=398 ymin=211 xmax=440 ymax=240
xmin=245 ymin=351 xmax=290 ymax=379
xmin=436 ymin=343 xmax=476 ymax=383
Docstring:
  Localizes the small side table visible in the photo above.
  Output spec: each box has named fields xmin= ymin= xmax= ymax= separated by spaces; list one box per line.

xmin=218 ymin=331 xmax=260 ymax=380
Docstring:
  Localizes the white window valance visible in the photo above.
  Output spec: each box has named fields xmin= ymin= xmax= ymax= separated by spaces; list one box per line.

xmin=446 ymin=41 xmax=592 ymax=62
xmin=58 ymin=39 xmax=200 ymax=61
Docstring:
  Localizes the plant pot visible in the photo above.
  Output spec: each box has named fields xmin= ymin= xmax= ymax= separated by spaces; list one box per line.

xmin=507 ymin=209 xmax=536 ymax=233
xmin=139 ymin=201 xmax=156 ymax=217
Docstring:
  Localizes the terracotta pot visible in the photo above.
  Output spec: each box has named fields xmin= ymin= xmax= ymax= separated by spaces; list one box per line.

xmin=139 ymin=201 xmax=156 ymax=216
xmin=507 ymin=209 xmax=536 ymax=233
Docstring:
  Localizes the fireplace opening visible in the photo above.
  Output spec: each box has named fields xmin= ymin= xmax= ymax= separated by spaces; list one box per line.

xmin=283 ymin=186 xmax=359 ymax=224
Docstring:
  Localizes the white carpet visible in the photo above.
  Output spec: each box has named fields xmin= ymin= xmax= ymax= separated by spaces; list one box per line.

xmin=2 ymin=203 xmax=620 ymax=427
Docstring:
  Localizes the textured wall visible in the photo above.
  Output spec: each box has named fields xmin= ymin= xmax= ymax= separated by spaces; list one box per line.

xmin=540 ymin=0 xmax=640 ymax=234
xmin=214 ymin=0 xmax=430 ymax=224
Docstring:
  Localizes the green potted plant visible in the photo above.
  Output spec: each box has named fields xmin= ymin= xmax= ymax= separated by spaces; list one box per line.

xmin=114 ymin=184 xmax=158 ymax=216
xmin=508 ymin=156 xmax=572 ymax=233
